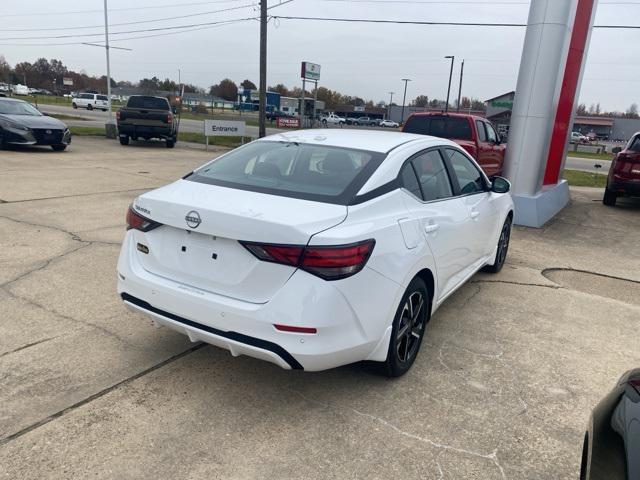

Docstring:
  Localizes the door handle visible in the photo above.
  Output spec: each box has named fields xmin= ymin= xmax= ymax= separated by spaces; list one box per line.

xmin=470 ymin=210 xmax=480 ymax=219
xmin=424 ymin=223 xmax=440 ymax=233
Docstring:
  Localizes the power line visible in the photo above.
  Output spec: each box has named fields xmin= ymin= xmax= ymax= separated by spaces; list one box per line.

xmin=1 ymin=0 xmax=248 ymax=17
xmin=270 ymin=15 xmax=640 ymax=28
xmin=0 ymin=3 xmax=258 ymax=32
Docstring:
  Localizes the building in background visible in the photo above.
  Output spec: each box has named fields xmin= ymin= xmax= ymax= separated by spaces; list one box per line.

xmin=486 ymin=90 xmax=640 ymax=142
xmin=335 ymin=105 xmax=386 ymax=121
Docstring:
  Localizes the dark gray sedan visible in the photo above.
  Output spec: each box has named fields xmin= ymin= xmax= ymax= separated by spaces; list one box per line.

xmin=0 ymin=97 xmax=71 ymax=151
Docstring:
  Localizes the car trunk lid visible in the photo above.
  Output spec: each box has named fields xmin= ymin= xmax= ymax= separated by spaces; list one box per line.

xmin=132 ymin=180 xmax=347 ymax=303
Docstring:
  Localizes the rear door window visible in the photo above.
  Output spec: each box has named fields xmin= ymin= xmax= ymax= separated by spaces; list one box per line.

xmin=188 ymin=141 xmax=385 ymax=205
xmin=97 ymin=95 xmax=108 ymax=101
xmin=399 ymin=163 xmax=422 ymax=199
xmin=475 ymin=120 xmax=487 ymax=142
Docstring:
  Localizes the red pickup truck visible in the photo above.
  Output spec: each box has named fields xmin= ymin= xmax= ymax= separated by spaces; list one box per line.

xmin=402 ymin=112 xmax=506 ymax=177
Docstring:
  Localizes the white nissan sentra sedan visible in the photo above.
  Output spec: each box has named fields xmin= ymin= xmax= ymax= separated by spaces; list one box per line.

xmin=118 ymin=130 xmax=514 ymax=376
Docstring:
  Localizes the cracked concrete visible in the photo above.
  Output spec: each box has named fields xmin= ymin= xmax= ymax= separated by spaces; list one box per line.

xmin=1 ymin=137 xmax=640 ymax=479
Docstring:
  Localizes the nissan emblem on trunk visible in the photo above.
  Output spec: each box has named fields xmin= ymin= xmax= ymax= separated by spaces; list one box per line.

xmin=185 ymin=211 xmax=201 ymax=229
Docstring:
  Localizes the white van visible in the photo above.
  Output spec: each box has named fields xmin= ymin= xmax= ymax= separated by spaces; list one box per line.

xmin=73 ymin=93 xmax=109 ymax=111
xmin=11 ymin=84 xmax=29 ymax=96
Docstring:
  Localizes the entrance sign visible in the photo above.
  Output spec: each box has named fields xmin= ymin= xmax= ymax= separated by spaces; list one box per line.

xmin=203 ymin=119 xmax=247 ymax=150
xmin=204 ymin=119 xmax=245 ymax=137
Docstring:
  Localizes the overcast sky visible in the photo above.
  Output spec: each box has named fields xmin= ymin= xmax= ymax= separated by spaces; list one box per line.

xmin=0 ymin=0 xmax=637 ymax=111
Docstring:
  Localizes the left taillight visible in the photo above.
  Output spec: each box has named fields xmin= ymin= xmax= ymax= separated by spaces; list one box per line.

xmin=126 ymin=205 xmax=161 ymax=232
xmin=241 ymin=239 xmax=375 ymax=281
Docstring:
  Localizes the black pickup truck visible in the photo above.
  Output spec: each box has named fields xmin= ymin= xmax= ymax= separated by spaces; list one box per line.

xmin=116 ymin=95 xmax=177 ymax=148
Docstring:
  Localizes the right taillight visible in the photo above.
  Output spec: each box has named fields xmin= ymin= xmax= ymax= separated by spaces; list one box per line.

xmin=241 ymin=239 xmax=375 ymax=281
xmin=126 ymin=205 xmax=161 ymax=232
xmin=116 ymin=111 xmax=120 ymax=121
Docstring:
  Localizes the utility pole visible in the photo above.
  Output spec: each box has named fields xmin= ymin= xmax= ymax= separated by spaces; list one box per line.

xmin=258 ymin=0 xmax=267 ymax=138
xmin=103 ymin=0 xmax=116 ymax=138
xmin=388 ymin=91 xmax=394 ymax=119
xmin=444 ymin=55 xmax=454 ymax=113
xmin=400 ymin=79 xmax=410 ymax=125
xmin=456 ymin=59 xmax=464 ymax=112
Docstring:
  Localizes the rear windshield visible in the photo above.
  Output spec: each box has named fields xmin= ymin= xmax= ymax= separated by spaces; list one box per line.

xmin=404 ymin=115 xmax=472 ymax=140
xmin=187 ymin=141 xmax=385 ymax=204
xmin=127 ymin=96 xmax=169 ymax=110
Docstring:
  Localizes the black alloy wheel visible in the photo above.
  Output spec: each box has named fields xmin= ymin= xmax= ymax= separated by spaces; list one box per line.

xmin=383 ymin=277 xmax=430 ymax=377
xmin=483 ymin=216 xmax=512 ymax=273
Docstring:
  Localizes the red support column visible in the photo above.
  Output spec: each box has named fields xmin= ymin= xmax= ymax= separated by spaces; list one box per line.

xmin=543 ymin=0 xmax=597 ymax=185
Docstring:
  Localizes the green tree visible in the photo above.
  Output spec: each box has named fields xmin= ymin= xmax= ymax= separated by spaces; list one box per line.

xmin=412 ymin=95 xmax=429 ymax=107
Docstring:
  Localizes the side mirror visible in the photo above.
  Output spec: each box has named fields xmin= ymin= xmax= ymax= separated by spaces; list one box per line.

xmin=612 ymin=146 xmax=622 ymax=154
xmin=172 ymin=106 xmax=178 ymax=114
xmin=491 ymin=176 xmax=511 ymax=194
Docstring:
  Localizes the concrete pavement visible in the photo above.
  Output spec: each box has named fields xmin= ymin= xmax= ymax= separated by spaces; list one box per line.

xmin=1 ymin=137 xmax=639 ymax=479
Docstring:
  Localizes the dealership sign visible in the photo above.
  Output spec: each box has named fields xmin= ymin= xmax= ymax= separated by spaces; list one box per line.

xmin=276 ymin=117 xmax=300 ymax=128
xmin=63 ymin=77 xmax=73 ymax=86
xmin=204 ymin=119 xmax=246 ymax=137
xmin=301 ymin=62 xmax=321 ymax=81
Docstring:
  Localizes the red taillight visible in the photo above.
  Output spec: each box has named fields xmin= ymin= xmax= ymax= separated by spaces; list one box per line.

xmin=167 ymin=113 xmax=173 ymax=124
xmin=126 ymin=205 xmax=161 ymax=232
xmin=116 ymin=111 xmax=120 ymax=121
xmin=241 ymin=239 xmax=375 ymax=280
xmin=274 ymin=324 xmax=317 ymax=334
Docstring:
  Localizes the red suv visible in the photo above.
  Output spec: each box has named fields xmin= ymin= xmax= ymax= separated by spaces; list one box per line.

xmin=402 ymin=112 xmax=506 ymax=177
xmin=604 ymin=132 xmax=640 ymax=206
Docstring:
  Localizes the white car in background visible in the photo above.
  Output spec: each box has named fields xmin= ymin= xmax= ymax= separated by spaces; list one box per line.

xmin=118 ymin=130 xmax=514 ymax=376
xmin=321 ymin=113 xmax=346 ymax=125
xmin=72 ymin=93 xmax=108 ymax=111
xmin=380 ymin=119 xmax=400 ymax=128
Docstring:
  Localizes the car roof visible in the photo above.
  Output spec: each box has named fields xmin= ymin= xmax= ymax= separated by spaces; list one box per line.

xmin=259 ymin=128 xmax=445 ymax=153
xmin=408 ymin=111 xmax=486 ymax=121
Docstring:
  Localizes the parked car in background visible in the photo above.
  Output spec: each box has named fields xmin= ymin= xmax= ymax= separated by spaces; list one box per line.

xmin=72 ymin=93 xmax=108 ymax=111
xmin=118 ymin=129 xmax=514 ymax=376
xmin=349 ymin=116 xmax=378 ymax=126
xmin=571 ymin=131 xmax=589 ymax=143
xmin=603 ymin=132 xmax=640 ymax=206
xmin=266 ymin=110 xmax=294 ymax=122
xmin=380 ymin=119 xmax=400 ymax=128
xmin=116 ymin=95 xmax=177 ymax=148
xmin=402 ymin=112 xmax=506 ymax=177
xmin=321 ymin=113 xmax=346 ymax=125
xmin=11 ymin=84 xmax=29 ymax=96
xmin=0 ymin=97 xmax=71 ymax=151
xmin=580 ymin=368 xmax=640 ymax=479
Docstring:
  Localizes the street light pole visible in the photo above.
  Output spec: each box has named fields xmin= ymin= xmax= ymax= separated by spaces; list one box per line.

xmin=444 ymin=55 xmax=455 ymax=113
xmin=103 ymin=0 xmax=116 ymax=138
xmin=400 ymin=79 xmax=410 ymax=124
xmin=258 ymin=0 xmax=267 ymax=138
xmin=456 ymin=59 xmax=464 ymax=112
xmin=388 ymin=91 xmax=394 ymax=119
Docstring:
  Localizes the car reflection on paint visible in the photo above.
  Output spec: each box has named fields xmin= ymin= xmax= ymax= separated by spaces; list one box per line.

xmin=580 ymin=368 xmax=640 ymax=479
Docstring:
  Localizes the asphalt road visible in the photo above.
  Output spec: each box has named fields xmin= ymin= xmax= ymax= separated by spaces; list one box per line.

xmin=565 ymin=156 xmax=611 ymax=174
xmin=40 ymin=104 xmax=285 ymax=137
xmin=2 ymin=136 xmax=640 ymax=479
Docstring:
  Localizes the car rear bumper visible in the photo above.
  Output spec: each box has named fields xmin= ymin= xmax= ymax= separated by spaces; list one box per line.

xmin=608 ymin=178 xmax=640 ymax=196
xmin=117 ymin=231 xmax=399 ymax=371
xmin=118 ymin=124 xmax=174 ymax=139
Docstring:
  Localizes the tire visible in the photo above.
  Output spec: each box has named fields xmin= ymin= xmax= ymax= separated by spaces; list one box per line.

xmin=72 ymin=103 xmax=77 ymax=109
xmin=51 ymin=144 xmax=67 ymax=151
xmin=483 ymin=216 xmax=512 ymax=274
xmin=381 ymin=277 xmax=430 ymax=377
xmin=602 ymin=187 xmax=617 ymax=207
xmin=87 ymin=104 xmax=93 ymax=110
xmin=119 ymin=135 xmax=129 ymax=146
xmin=166 ymin=138 xmax=176 ymax=148
xmin=102 ymin=109 xmax=107 ymax=112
